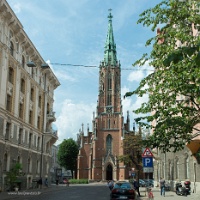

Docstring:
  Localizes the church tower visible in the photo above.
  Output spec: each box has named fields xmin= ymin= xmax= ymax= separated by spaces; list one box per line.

xmin=77 ymin=10 xmax=129 ymax=181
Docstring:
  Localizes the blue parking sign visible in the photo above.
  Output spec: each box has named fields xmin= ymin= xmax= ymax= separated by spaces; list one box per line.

xmin=142 ymin=157 xmax=153 ymax=167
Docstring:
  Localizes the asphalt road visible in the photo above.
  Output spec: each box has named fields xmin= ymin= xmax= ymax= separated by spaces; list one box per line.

xmin=1 ymin=184 xmax=200 ymax=200
xmin=1 ymin=184 xmax=111 ymax=200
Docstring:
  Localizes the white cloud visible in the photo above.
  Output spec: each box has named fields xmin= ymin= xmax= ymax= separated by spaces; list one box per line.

xmin=54 ymin=99 xmax=96 ymax=144
xmin=127 ymin=70 xmax=145 ymax=82
xmin=11 ymin=2 xmax=21 ymax=13
xmin=121 ymin=86 xmax=129 ymax=97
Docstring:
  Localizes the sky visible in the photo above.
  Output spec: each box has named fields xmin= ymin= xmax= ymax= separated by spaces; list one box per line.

xmin=7 ymin=0 xmax=161 ymax=144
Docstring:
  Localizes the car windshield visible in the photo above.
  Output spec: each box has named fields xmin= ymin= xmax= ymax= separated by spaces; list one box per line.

xmin=114 ymin=183 xmax=131 ymax=189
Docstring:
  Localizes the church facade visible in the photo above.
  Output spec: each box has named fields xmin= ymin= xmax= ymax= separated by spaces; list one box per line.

xmin=77 ymin=11 xmax=130 ymax=181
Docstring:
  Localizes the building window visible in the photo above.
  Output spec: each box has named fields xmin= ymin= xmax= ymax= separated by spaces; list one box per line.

xmin=37 ymin=137 xmax=40 ymax=150
xmin=29 ymin=110 xmax=33 ymax=125
xmin=20 ymin=78 xmax=25 ymax=93
xmin=8 ymin=67 xmax=14 ymax=84
xmin=19 ymin=103 xmax=24 ymax=119
xmin=38 ymin=95 xmax=41 ymax=108
xmin=108 ymin=74 xmax=112 ymax=90
xmin=10 ymin=41 xmax=14 ymax=56
xmin=37 ymin=116 xmax=41 ymax=129
xmin=18 ymin=128 xmax=23 ymax=144
xmin=107 ymin=94 xmax=112 ymax=105
xmin=27 ymin=157 xmax=31 ymax=173
xmin=185 ymin=154 xmax=189 ymax=179
xmin=30 ymin=88 xmax=34 ymax=101
xmin=22 ymin=56 xmax=25 ymax=68
xmin=17 ymin=155 xmax=20 ymax=164
xmin=3 ymin=153 xmax=8 ymax=171
xmin=47 ymin=103 xmax=50 ymax=114
xmin=106 ymin=134 xmax=112 ymax=154
xmin=5 ymin=122 xmax=11 ymax=140
xmin=108 ymin=119 xmax=111 ymax=129
xmin=175 ymin=158 xmax=179 ymax=180
xmin=6 ymin=94 xmax=12 ymax=112
xmin=29 ymin=133 xmax=32 ymax=148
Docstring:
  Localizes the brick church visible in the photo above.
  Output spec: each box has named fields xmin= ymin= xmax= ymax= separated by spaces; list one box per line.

xmin=77 ymin=10 xmax=131 ymax=181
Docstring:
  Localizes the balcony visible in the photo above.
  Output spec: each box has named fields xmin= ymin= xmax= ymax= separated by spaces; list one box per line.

xmin=45 ymin=128 xmax=58 ymax=145
xmin=47 ymin=111 xmax=56 ymax=122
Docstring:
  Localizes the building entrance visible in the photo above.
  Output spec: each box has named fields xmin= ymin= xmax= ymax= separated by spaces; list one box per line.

xmin=106 ymin=164 xmax=113 ymax=180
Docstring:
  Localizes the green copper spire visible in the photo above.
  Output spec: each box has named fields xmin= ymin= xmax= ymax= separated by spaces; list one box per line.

xmin=104 ymin=9 xmax=117 ymax=66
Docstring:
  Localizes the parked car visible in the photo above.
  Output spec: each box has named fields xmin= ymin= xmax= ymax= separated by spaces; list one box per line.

xmin=110 ymin=181 xmax=137 ymax=200
xmin=143 ymin=179 xmax=154 ymax=187
xmin=139 ymin=179 xmax=146 ymax=187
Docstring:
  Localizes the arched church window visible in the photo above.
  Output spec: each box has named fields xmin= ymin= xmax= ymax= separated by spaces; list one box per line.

xmin=185 ymin=154 xmax=189 ymax=179
xmin=108 ymin=119 xmax=111 ymax=129
xmin=106 ymin=134 xmax=112 ymax=154
xmin=175 ymin=157 xmax=179 ymax=180
xmin=107 ymin=94 xmax=112 ymax=106
xmin=108 ymin=74 xmax=112 ymax=90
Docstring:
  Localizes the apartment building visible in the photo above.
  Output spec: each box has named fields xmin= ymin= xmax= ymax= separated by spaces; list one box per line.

xmin=0 ymin=0 xmax=60 ymax=190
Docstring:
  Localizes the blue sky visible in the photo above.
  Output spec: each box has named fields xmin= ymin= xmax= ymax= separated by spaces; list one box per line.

xmin=7 ymin=0 xmax=161 ymax=144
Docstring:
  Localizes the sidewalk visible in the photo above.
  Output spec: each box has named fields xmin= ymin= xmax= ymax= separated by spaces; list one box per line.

xmin=138 ymin=187 xmax=200 ymax=200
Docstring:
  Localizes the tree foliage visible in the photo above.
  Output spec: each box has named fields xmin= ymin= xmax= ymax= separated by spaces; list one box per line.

xmin=6 ymin=162 xmax=23 ymax=190
xmin=57 ymin=138 xmax=79 ymax=177
xmin=119 ymin=129 xmax=143 ymax=170
xmin=125 ymin=0 xmax=200 ymax=152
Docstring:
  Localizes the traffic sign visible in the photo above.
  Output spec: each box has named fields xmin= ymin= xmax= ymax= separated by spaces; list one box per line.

xmin=142 ymin=148 xmax=154 ymax=157
xmin=143 ymin=167 xmax=154 ymax=173
xmin=142 ymin=157 xmax=153 ymax=167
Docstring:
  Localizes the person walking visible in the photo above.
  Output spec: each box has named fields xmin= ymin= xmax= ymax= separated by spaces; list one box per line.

xmin=45 ymin=178 xmax=48 ymax=187
xmin=133 ymin=179 xmax=140 ymax=197
xmin=160 ymin=177 xmax=165 ymax=196
xmin=38 ymin=178 xmax=42 ymax=189
xmin=108 ymin=180 xmax=114 ymax=190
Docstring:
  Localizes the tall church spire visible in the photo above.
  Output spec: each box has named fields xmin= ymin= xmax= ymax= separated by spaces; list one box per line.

xmin=104 ymin=9 xmax=117 ymax=66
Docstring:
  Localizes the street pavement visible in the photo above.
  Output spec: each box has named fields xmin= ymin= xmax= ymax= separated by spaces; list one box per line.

xmin=0 ymin=182 xmax=200 ymax=200
xmin=138 ymin=187 xmax=200 ymax=200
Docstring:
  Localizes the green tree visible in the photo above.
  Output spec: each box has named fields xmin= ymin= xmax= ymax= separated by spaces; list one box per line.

xmin=6 ymin=162 xmax=23 ymax=190
xmin=125 ymin=0 xmax=200 ymax=152
xmin=119 ymin=129 xmax=143 ymax=180
xmin=119 ymin=130 xmax=143 ymax=168
xmin=57 ymin=138 xmax=79 ymax=178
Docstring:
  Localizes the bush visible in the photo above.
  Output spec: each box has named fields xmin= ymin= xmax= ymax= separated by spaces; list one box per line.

xmin=69 ymin=179 xmax=88 ymax=184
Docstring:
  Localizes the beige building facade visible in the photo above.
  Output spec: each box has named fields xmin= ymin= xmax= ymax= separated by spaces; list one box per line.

xmin=0 ymin=0 xmax=60 ymax=191
xmin=153 ymin=5 xmax=200 ymax=193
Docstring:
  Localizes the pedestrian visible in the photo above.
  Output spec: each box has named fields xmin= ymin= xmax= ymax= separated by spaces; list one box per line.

xmin=108 ymin=180 xmax=114 ymax=190
xmin=66 ymin=179 xmax=69 ymax=186
xmin=45 ymin=178 xmax=48 ymax=187
xmin=160 ymin=177 xmax=165 ymax=196
xmin=38 ymin=178 xmax=42 ymax=189
xmin=148 ymin=188 xmax=154 ymax=200
xmin=56 ymin=178 xmax=59 ymax=186
xmin=133 ymin=179 xmax=140 ymax=197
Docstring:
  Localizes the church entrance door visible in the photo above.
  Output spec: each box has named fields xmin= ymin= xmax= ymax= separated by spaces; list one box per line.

xmin=106 ymin=164 xmax=113 ymax=180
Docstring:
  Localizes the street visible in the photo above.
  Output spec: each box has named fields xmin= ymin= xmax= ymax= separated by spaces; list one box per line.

xmin=0 ymin=184 xmax=111 ymax=200
xmin=1 ymin=183 xmax=200 ymax=200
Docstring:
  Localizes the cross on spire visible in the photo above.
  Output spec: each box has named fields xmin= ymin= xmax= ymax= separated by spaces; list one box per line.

xmin=108 ymin=9 xmax=113 ymax=21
